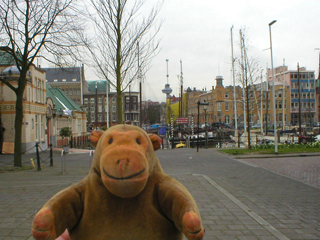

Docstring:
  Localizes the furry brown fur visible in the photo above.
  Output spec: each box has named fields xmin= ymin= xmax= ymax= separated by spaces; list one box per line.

xmin=32 ymin=124 xmax=204 ymax=240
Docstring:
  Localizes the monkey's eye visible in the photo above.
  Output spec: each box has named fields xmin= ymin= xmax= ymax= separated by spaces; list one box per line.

xmin=108 ymin=138 xmax=113 ymax=144
xmin=136 ymin=138 xmax=141 ymax=145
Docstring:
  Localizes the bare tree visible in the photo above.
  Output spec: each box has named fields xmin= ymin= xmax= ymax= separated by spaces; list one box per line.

xmin=85 ymin=0 xmax=163 ymax=123
xmin=238 ymin=29 xmax=261 ymax=149
xmin=0 ymin=0 xmax=85 ymax=167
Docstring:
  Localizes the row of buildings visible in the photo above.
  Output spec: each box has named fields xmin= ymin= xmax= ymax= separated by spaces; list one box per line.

xmin=185 ymin=65 xmax=319 ymax=131
xmin=0 ymin=47 xmax=140 ymax=153
xmin=1 ymin=43 xmax=319 ymax=153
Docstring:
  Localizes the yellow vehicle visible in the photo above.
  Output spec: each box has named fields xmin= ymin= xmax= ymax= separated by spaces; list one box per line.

xmin=175 ymin=141 xmax=186 ymax=148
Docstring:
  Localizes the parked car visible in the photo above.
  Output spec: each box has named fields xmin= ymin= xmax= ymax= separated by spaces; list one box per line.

xmin=299 ymin=134 xmax=315 ymax=143
xmin=212 ymin=122 xmax=232 ymax=129
xmin=260 ymin=139 xmax=275 ymax=145
xmin=252 ymin=124 xmax=261 ymax=128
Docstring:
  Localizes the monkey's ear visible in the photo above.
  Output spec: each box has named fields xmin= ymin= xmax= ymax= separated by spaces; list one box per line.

xmin=148 ymin=134 xmax=161 ymax=151
xmin=89 ymin=130 xmax=105 ymax=147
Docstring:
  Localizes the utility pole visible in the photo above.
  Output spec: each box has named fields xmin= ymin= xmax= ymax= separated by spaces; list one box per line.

xmin=298 ymin=63 xmax=302 ymax=141
xmin=231 ymin=26 xmax=238 ymax=131
xmin=260 ymin=70 xmax=264 ymax=134
xmin=269 ymin=20 xmax=278 ymax=154
xmin=265 ymin=64 xmax=269 ymax=135
xmin=179 ymin=60 xmax=183 ymax=117
xmin=282 ymin=60 xmax=286 ymax=132
xmin=308 ymin=72 xmax=312 ymax=131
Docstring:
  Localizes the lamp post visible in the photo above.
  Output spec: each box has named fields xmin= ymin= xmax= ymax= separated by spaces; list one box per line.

xmin=197 ymin=101 xmax=209 ymax=152
xmin=269 ymin=20 xmax=278 ymax=154
xmin=204 ymin=105 xmax=208 ymax=149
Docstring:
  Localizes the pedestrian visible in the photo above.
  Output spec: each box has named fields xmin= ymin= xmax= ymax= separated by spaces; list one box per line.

xmin=0 ymin=121 xmax=5 ymax=154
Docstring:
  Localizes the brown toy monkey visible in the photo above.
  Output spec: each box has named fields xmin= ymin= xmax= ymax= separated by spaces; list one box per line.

xmin=32 ymin=124 xmax=204 ymax=240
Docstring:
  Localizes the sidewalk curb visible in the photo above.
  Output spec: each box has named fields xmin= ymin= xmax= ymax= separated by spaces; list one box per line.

xmin=234 ymin=153 xmax=320 ymax=159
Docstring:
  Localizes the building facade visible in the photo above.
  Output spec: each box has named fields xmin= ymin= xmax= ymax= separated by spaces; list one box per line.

xmin=83 ymin=80 xmax=140 ymax=129
xmin=46 ymin=85 xmax=87 ymax=148
xmin=43 ymin=66 xmax=88 ymax=106
xmin=267 ymin=66 xmax=318 ymax=127
xmin=0 ymin=51 xmax=49 ymax=153
xmin=186 ymin=75 xmax=291 ymax=131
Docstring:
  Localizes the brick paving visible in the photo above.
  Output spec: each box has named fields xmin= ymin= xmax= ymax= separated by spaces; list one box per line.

xmin=0 ymin=148 xmax=319 ymax=240
xmin=235 ymin=156 xmax=320 ymax=188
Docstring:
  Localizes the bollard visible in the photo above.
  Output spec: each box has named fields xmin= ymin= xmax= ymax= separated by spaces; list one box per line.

xmin=49 ymin=143 xmax=53 ymax=167
xmin=36 ymin=142 xmax=41 ymax=171
xmin=89 ymin=149 xmax=94 ymax=168
xmin=30 ymin=158 xmax=35 ymax=168
xmin=61 ymin=150 xmax=67 ymax=174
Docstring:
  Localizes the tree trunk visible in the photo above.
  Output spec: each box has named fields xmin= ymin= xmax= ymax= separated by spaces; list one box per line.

xmin=117 ymin=87 xmax=123 ymax=123
xmin=14 ymin=88 xmax=24 ymax=167
xmin=116 ymin=1 xmax=123 ymax=124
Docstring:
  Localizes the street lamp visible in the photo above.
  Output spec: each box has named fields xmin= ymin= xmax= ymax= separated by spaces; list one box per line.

xmin=269 ymin=20 xmax=278 ymax=154
xmin=203 ymin=105 xmax=208 ymax=149
xmin=197 ymin=101 xmax=209 ymax=152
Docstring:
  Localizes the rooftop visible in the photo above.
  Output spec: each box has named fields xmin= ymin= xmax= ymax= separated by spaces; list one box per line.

xmin=43 ymin=67 xmax=83 ymax=83
xmin=46 ymin=84 xmax=82 ymax=112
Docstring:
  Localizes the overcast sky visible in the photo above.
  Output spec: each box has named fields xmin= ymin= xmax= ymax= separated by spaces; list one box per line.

xmin=86 ymin=0 xmax=320 ymax=103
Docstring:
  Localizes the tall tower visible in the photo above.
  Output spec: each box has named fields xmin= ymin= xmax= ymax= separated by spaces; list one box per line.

xmin=162 ymin=59 xmax=172 ymax=98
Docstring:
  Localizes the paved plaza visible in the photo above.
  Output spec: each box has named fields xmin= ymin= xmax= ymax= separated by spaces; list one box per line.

xmin=0 ymin=148 xmax=319 ymax=240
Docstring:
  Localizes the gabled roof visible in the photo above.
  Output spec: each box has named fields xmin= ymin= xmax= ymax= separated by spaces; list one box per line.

xmin=43 ymin=67 xmax=82 ymax=83
xmin=46 ymin=84 xmax=82 ymax=112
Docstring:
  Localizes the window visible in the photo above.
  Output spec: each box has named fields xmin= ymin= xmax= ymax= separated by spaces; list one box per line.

xmin=41 ymin=115 xmax=45 ymax=141
xmin=41 ymin=81 xmax=44 ymax=103
xmin=217 ymin=102 xmax=222 ymax=111
xmin=225 ymin=102 xmax=229 ymax=111
xmin=37 ymin=79 xmax=41 ymax=102
xmin=54 ymin=79 xmax=58 ymax=82
xmin=91 ymin=98 xmax=95 ymax=103
xmin=225 ymin=92 xmax=229 ymax=98
xmin=84 ymin=98 xmax=88 ymax=104
xmin=225 ymin=115 xmax=230 ymax=124
xmin=72 ymin=78 xmax=77 ymax=82
xmin=35 ymin=115 xmax=39 ymax=141
xmin=62 ymin=79 xmax=67 ymax=82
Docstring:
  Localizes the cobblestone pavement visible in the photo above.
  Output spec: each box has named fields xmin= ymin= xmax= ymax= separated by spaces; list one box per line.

xmin=0 ymin=148 xmax=319 ymax=240
xmin=234 ymin=156 xmax=320 ymax=188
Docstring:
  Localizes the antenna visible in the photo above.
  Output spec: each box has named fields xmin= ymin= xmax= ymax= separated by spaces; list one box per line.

xmin=166 ymin=59 xmax=169 ymax=84
xmin=179 ymin=60 xmax=183 ymax=117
